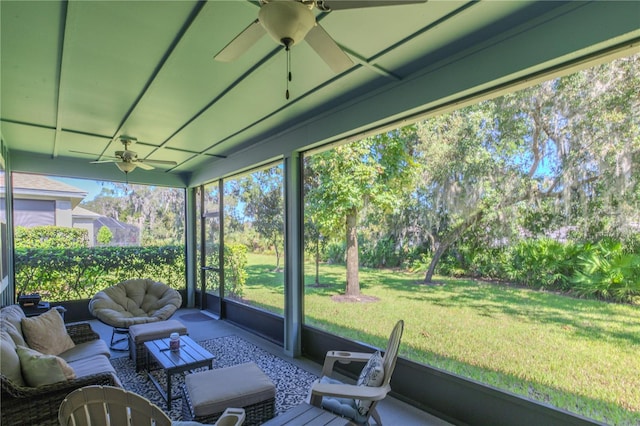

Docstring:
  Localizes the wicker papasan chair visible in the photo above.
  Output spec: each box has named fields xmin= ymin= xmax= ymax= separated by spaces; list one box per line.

xmin=88 ymin=278 xmax=182 ymax=351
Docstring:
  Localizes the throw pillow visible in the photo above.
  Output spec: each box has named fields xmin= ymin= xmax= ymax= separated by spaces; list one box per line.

xmin=355 ymin=351 xmax=385 ymax=416
xmin=16 ymin=345 xmax=76 ymax=387
xmin=21 ymin=308 xmax=75 ymax=355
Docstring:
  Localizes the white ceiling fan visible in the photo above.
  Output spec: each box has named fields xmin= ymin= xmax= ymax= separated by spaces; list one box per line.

xmin=72 ymin=137 xmax=177 ymax=174
xmin=214 ymin=0 xmax=427 ymax=73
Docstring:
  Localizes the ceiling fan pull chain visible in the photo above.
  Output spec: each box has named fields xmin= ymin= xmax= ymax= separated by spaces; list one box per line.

xmin=285 ymin=46 xmax=291 ymax=100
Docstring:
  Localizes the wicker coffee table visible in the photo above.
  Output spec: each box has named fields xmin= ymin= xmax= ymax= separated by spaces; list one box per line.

xmin=144 ymin=335 xmax=214 ymax=409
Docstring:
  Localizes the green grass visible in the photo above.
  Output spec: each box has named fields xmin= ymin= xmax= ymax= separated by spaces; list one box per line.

xmin=242 ymin=253 xmax=640 ymax=425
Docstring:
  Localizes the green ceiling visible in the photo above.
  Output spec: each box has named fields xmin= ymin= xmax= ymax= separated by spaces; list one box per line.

xmin=1 ymin=1 xmax=638 ymax=187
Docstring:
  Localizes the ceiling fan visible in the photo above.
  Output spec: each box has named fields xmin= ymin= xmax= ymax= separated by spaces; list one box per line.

xmin=214 ymin=0 xmax=427 ymax=73
xmin=72 ymin=137 xmax=177 ymax=174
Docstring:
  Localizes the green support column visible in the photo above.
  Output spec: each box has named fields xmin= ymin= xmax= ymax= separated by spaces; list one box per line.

xmin=185 ymin=187 xmax=197 ymax=308
xmin=284 ymin=152 xmax=304 ymax=357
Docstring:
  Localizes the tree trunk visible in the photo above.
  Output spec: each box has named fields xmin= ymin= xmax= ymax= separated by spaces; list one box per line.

xmin=273 ymin=238 xmax=281 ymax=272
xmin=423 ymin=209 xmax=485 ymax=283
xmin=424 ymin=242 xmax=449 ymax=283
xmin=345 ymin=207 xmax=360 ymax=296
xmin=315 ymin=237 xmax=320 ymax=285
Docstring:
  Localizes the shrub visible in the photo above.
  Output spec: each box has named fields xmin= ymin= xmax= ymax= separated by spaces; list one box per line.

xmin=571 ymin=240 xmax=640 ymax=302
xmin=14 ymin=245 xmax=185 ymax=301
xmin=360 ymin=236 xmax=403 ymax=268
xmin=325 ymin=241 xmax=345 ymax=264
xmin=222 ymin=243 xmax=248 ymax=297
xmin=199 ymin=243 xmax=248 ymax=297
xmin=14 ymin=226 xmax=88 ymax=249
xmin=503 ymin=238 xmax=578 ymax=290
xmin=96 ymin=226 xmax=113 ymax=245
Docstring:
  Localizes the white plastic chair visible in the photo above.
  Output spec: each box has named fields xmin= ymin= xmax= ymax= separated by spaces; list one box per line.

xmin=309 ymin=320 xmax=404 ymax=425
xmin=59 ymin=385 xmax=245 ymax=426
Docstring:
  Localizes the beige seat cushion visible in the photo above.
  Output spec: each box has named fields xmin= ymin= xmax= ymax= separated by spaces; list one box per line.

xmin=59 ymin=338 xmax=111 ymax=363
xmin=129 ymin=319 xmax=187 ymax=343
xmin=89 ymin=279 xmax=182 ymax=328
xmin=185 ymin=362 xmax=275 ymax=417
xmin=21 ymin=308 xmax=75 ymax=355
xmin=68 ymin=355 xmax=122 ymax=387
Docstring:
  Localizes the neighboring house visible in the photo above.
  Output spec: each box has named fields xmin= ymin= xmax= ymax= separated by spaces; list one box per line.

xmin=0 ymin=173 xmax=87 ymax=228
xmin=71 ymin=206 xmax=102 ymax=246
xmin=0 ymin=173 xmax=139 ymax=246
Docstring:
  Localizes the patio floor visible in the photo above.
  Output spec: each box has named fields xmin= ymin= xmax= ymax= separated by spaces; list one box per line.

xmin=87 ymin=308 xmax=451 ymax=426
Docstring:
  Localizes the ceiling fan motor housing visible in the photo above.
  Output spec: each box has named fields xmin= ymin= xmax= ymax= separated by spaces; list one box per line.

xmin=258 ymin=1 xmax=315 ymax=47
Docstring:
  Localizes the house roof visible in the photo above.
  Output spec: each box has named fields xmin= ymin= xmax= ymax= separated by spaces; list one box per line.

xmin=71 ymin=205 xmax=102 ymax=219
xmin=0 ymin=173 xmax=87 ymax=209
xmin=1 ymin=173 xmax=87 ymax=196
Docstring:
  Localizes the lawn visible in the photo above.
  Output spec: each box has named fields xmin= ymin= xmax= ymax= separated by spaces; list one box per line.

xmin=242 ymin=253 xmax=640 ymax=425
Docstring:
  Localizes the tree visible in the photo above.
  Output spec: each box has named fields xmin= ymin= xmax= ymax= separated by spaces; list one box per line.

xmin=82 ymin=183 xmax=185 ymax=246
xmin=305 ymin=130 xmax=415 ymax=297
xmin=96 ymin=226 xmax=113 ymax=245
xmin=238 ymin=167 xmax=284 ymax=271
xmin=412 ymin=55 xmax=640 ymax=282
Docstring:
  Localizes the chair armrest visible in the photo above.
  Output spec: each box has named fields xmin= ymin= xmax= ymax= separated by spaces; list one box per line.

xmin=66 ymin=322 xmax=100 ymax=344
xmin=1 ymin=373 xmax=119 ymax=426
xmin=321 ymin=350 xmax=373 ymax=377
xmin=1 ymin=372 xmax=119 ymax=399
xmin=310 ymin=381 xmax=390 ymax=406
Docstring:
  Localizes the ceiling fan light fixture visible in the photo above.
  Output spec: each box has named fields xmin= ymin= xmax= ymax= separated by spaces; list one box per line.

xmin=116 ymin=161 xmax=137 ymax=174
xmin=258 ymin=1 xmax=315 ymax=47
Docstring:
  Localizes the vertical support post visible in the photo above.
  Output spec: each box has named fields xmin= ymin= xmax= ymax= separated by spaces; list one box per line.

xmin=0 ymin=141 xmax=15 ymax=307
xmin=218 ymin=180 xmax=226 ymax=319
xmin=185 ymin=187 xmax=197 ymax=308
xmin=199 ymin=187 xmax=207 ymax=310
xmin=284 ymin=152 xmax=304 ymax=357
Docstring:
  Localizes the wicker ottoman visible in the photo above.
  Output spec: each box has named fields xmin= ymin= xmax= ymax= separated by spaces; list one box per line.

xmin=128 ymin=320 xmax=188 ymax=371
xmin=182 ymin=362 xmax=276 ymax=426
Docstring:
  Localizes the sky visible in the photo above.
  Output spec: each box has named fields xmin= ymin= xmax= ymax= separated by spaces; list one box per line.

xmin=51 ymin=177 xmax=105 ymax=202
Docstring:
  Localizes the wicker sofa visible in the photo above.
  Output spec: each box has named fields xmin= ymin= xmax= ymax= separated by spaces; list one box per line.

xmin=0 ymin=305 xmax=121 ymax=426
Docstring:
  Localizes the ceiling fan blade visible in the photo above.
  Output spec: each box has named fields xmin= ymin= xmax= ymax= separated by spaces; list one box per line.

xmin=70 ymin=149 xmax=100 ymax=156
xmin=214 ymin=19 xmax=266 ymax=62
xmin=135 ymin=162 xmax=155 ymax=171
xmin=90 ymin=160 xmax=117 ymax=164
xmin=316 ymin=0 xmax=426 ymax=11
xmin=305 ymin=24 xmax=353 ymax=73
xmin=139 ymin=159 xmax=178 ymax=166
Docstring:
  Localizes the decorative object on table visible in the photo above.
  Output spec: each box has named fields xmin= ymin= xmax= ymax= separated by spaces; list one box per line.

xmin=170 ymin=332 xmax=181 ymax=351
xmin=88 ymin=278 xmax=182 ymax=351
xmin=0 ymin=305 xmax=120 ymax=426
xmin=110 ymin=335 xmax=318 ymax=421
xmin=309 ymin=319 xmax=404 ymax=426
